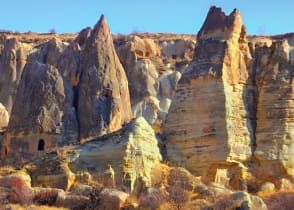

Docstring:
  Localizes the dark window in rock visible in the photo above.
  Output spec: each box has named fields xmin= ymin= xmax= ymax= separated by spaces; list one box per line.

xmin=4 ymin=147 xmax=7 ymax=155
xmin=38 ymin=139 xmax=45 ymax=151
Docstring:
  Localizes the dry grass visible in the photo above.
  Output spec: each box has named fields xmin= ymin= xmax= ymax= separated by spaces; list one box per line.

xmin=0 ymin=165 xmax=17 ymax=176
xmin=5 ymin=204 xmax=68 ymax=210
xmin=260 ymin=191 xmax=294 ymax=210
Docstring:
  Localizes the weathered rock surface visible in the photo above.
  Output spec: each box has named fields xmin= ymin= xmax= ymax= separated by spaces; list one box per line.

xmin=164 ymin=6 xmax=253 ymax=178
xmin=2 ymin=62 xmax=78 ymax=155
xmin=115 ymin=35 xmax=189 ymax=130
xmin=0 ymin=103 xmax=9 ymax=132
xmin=78 ymin=15 xmax=133 ymax=142
xmin=253 ymin=40 xmax=294 ymax=178
xmin=0 ymin=38 xmax=32 ymax=114
xmin=70 ymin=117 xmax=162 ymax=193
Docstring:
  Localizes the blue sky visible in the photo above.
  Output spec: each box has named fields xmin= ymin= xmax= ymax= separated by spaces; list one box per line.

xmin=0 ymin=0 xmax=292 ymax=35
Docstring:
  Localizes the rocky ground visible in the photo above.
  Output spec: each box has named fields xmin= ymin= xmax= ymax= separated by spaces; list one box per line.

xmin=0 ymin=5 xmax=294 ymax=210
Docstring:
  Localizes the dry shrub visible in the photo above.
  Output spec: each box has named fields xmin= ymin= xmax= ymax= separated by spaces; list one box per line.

xmin=167 ymin=185 xmax=189 ymax=210
xmin=210 ymin=193 xmax=232 ymax=210
xmin=86 ymin=182 xmax=104 ymax=209
xmin=261 ymin=191 xmax=294 ymax=210
xmin=139 ymin=190 xmax=169 ymax=210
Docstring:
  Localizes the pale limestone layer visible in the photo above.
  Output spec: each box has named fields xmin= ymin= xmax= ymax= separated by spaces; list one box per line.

xmin=71 ymin=117 xmax=162 ymax=193
xmin=164 ymin=6 xmax=253 ymax=177
xmin=254 ymin=40 xmax=294 ymax=178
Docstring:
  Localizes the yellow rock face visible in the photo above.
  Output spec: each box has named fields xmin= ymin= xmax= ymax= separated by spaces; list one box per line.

xmin=163 ymin=7 xmax=253 ymax=178
xmin=254 ymin=40 xmax=294 ymax=178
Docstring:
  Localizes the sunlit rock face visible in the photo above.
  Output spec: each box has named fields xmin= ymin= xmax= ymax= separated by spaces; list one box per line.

xmin=70 ymin=117 xmax=162 ymax=193
xmin=253 ymin=40 xmax=294 ymax=179
xmin=163 ymin=6 xmax=254 ymax=178
xmin=77 ymin=15 xmax=133 ymax=142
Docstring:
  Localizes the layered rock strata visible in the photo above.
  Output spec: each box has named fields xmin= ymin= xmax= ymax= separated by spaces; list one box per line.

xmin=78 ymin=15 xmax=133 ymax=142
xmin=253 ymin=40 xmax=294 ymax=178
xmin=163 ymin=6 xmax=253 ymax=176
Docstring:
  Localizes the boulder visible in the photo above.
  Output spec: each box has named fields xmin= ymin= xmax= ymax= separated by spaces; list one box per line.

xmin=71 ymin=117 xmax=162 ymax=193
xmin=78 ymin=15 xmax=132 ymax=142
xmin=230 ymin=191 xmax=268 ymax=210
xmin=98 ymin=188 xmax=129 ymax=210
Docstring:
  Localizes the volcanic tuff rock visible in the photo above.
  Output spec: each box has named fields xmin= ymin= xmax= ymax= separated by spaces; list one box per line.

xmin=0 ymin=38 xmax=32 ymax=114
xmin=115 ymin=34 xmax=191 ymax=129
xmin=78 ymin=15 xmax=133 ymax=142
xmin=253 ymin=40 xmax=294 ymax=179
xmin=163 ymin=6 xmax=254 ymax=178
xmin=2 ymin=62 xmax=78 ymax=155
xmin=71 ymin=117 xmax=162 ymax=193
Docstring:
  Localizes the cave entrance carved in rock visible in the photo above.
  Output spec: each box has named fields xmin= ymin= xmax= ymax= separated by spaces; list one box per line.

xmin=38 ymin=139 xmax=45 ymax=151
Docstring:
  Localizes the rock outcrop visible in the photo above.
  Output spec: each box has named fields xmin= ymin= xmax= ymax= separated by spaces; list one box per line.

xmin=78 ymin=15 xmax=132 ymax=142
xmin=163 ymin=6 xmax=253 ymax=178
xmin=0 ymin=103 xmax=9 ymax=132
xmin=2 ymin=62 xmax=78 ymax=156
xmin=0 ymin=38 xmax=32 ymax=114
xmin=253 ymin=40 xmax=294 ymax=179
xmin=71 ymin=117 xmax=162 ymax=193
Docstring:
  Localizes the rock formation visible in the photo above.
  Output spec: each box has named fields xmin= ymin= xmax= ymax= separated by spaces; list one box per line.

xmin=163 ymin=6 xmax=253 ymax=178
xmin=2 ymin=62 xmax=78 ymax=156
xmin=71 ymin=117 xmax=162 ymax=193
xmin=78 ymin=15 xmax=133 ymax=142
xmin=253 ymin=40 xmax=294 ymax=179
xmin=115 ymin=35 xmax=189 ymax=129
xmin=0 ymin=38 xmax=32 ymax=114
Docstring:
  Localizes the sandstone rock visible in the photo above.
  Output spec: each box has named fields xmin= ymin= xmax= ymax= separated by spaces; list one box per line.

xmin=132 ymin=96 xmax=159 ymax=125
xmin=57 ymin=42 xmax=81 ymax=86
xmin=71 ymin=117 xmax=162 ymax=193
xmin=78 ymin=15 xmax=132 ymax=142
xmin=0 ymin=103 xmax=9 ymax=132
xmin=163 ymin=6 xmax=253 ymax=177
xmin=230 ymin=191 xmax=268 ymax=210
xmin=0 ymin=38 xmax=32 ymax=114
xmin=55 ymin=191 xmax=89 ymax=209
xmin=98 ymin=188 xmax=129 ymax=210
xmin=2 ymin=62 xmax=78 ymax=156
xmin=254 ymin=40 xmax=294 ymax=178
xmin=259 ymin=182 xmax=275 ymax=193
xmin=25 ymin=152 xmax=75 ymax=191
xmin=0 ymin=172 xmax=33 ymax=204
xmin=159 ymin=39 xmax=195 ymax=60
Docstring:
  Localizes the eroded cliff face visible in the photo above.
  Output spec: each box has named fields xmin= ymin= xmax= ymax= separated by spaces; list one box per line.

xmin=78 ymin=15 xmax=133 ymax=142
xmin=163 ymin=7 xmax=253 ymax=178
xmin=0 ymin=38 xmax=32 ymax=115
xmin=2 ymin=62 xmax=78 ymax=155
xmin=0 ymin=6 xmax=293 ymax=197
xmin=253 ymin=40 xmax=294 ymax=180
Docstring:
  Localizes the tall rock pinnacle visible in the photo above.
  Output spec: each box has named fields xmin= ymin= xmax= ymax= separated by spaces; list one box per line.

xmin=78 ymin=15 xmax=133 ymax=142
xmin=163 ymin=6 xmax=253 ymax=182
